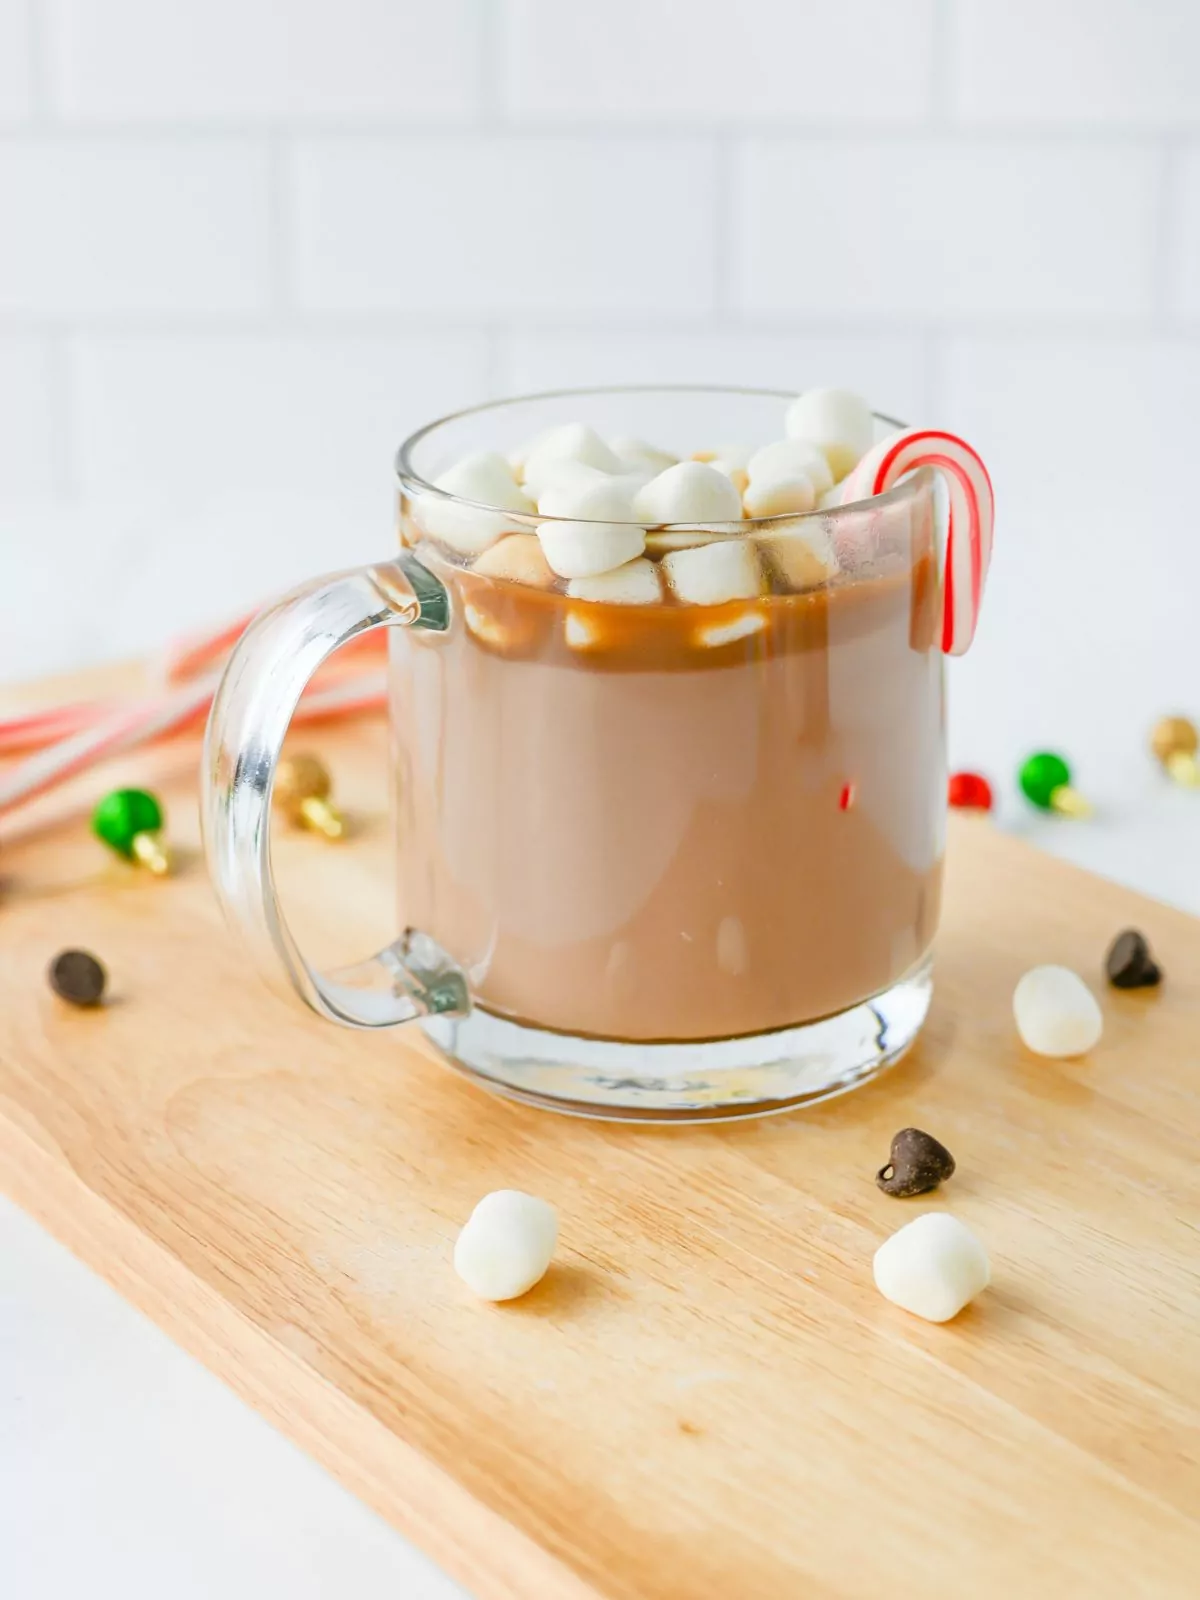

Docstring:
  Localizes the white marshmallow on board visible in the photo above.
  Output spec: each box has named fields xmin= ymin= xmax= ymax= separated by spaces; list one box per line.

xmin=521 ymin=424 xmax=621 ymax=499
xmin=608 ymin=434 xmax=677 ymax=475
xmin=413 ymin=451 xmax=534 ymax=557
xmin=633 ymin=461 xmax=744 ymax=526
xmin=747 ymin=438 xmax=834 ymax=499
xmin=662 ymin=538 xmax=764 ymax=606
xmin=1013 ymin=966 xmax=1104 ymax=1058
xmin=567 ymin=557 xmax=662 ymax=605
xmin=873 ymin=1212 xmax=990 ymax=1323
xmin=761 ymin=522 xmax=839 ymax=591
xmin=471 ymin=533 xmax=557 ymax=589
xmin=785 ymin=388 xmax=875 ymax=482
xmin=453 ymin=1190 xmax=558 ymax=1302
xmin=743 ymin=474 xmax=816 ymax=519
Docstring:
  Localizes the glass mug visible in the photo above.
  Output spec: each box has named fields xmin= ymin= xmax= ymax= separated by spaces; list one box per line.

xmin=203 ymin=386 xmax=945 ymax=1120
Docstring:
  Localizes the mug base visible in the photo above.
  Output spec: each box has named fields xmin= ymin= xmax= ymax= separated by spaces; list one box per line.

xmin=419 ymin=957 xmax=933 ymax=1123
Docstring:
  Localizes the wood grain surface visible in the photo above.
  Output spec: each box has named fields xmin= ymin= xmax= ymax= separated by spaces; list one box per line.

xmin=2 ymin=667 xmax=1199 ymax=1599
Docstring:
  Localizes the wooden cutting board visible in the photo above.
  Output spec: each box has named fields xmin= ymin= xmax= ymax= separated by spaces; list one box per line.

xmin=2 ymin=666 xmax=1200 ymax=1599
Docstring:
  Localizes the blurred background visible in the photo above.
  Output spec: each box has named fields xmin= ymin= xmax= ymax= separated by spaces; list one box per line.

xmin=1 ymin=0 xmax=1198 ymax=807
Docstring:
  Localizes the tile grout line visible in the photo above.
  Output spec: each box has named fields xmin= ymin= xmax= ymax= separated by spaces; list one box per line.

xmin=23 ymin=0 xmax=52 ymax=125
xmin=710 ymin=135 xmax=736 ymax=316
xmin=44 ymin=331 xmax=78 ymax=498
xmin=923 ymin=328 xmax=945 ymax=422
xmin=0 ymin=121 xmax=1182 ymax=146
xmin=3 ymin=312 xmax=1189 ymax=341
xmin=265 ymin=135 xmax=291 ymax=311
xmin=476 ymin=0 xmax=505 ymax=128
xmin=1150 ymin=137 xmax=1183 ymax=330
xmin=483 ymin=325 xmax=510 ymax=397
xmin=928 ymin=0 xmax=954 ymax=127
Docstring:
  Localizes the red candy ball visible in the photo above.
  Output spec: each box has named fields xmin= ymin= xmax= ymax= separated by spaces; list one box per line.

xmin=948 ymin=771 xmax=993 ymax=811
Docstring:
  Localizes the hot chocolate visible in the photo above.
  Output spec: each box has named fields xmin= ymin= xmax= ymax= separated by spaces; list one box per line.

xmin=392 ymin=507 xmax=944 ymax=1043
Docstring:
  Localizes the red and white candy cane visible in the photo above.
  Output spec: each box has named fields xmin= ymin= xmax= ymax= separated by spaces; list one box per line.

xmin=839 ymin=429 xmax=994 ymax=656
xmin=0 ymin=667 xmax=386 ymax=818
xmin=162 ymin=608 xmax=386 ymax=684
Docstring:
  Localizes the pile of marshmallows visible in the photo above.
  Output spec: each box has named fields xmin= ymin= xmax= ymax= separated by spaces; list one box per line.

xmin=412 ymin=387 xmax=876 ymax=611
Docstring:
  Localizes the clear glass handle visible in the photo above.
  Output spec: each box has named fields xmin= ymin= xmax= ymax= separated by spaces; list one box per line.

xmin=201 ymin=555 xmax=470 ymax=1029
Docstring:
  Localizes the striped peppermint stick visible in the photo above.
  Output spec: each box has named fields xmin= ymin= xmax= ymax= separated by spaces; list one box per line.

xmin=840 ymin=429 xmax=994 ymax=656
xmin=0 ymin=669 xmax=385 ymax=817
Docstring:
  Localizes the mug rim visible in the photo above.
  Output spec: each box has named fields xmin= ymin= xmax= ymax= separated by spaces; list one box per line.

xmin=393 ymin=383 xmax=915 ymax=527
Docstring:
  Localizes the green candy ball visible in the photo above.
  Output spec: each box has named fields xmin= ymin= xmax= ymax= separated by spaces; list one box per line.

xmin=92 ymin=787 xmax=164 ymax=858
xmin=1019 ymin=751 xmax=1071 ymax=811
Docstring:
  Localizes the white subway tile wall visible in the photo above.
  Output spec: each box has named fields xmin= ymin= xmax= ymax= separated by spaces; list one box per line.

xmin=1175 ymin=146 xmax=1200 ymax=319
xmin=0 ymin=140 xmax=272 ymax=314
xmin=70 ymin=333 xmax=490 ymax=498
xmin=0 ymin=0 xmax=33 ymax=121
xmin=43 ymin=0 xmax=482 ymax=123
xmin=503 ymin=0 xmax=937 ymax=124
xmin=0 ymin=0 xmax=1196 ymax=794
xmin=0 ymin=337 xmax=56 ymax=493
xmin=288 ymin=135 xmax=717 ymax=315
xmin=950 ymin=0 xmax=1200 ymax=126
xmin=734 ymin=138 xmax=1161 ymax=319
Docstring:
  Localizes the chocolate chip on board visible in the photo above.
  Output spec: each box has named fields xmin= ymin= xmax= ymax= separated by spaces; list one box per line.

xmin=876 ymin=1127 xmax=956 ymax=1198
xmin=48 ymin=948 xmax=107 ymax=1007
xmin=1104 ymin=928 xmax=1162 ymax=991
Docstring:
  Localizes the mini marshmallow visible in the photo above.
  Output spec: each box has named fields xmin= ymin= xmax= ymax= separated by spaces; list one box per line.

xmin=645 ymin=528 xmax=727 ymax=553
xmin=694 ymin=610 xmax=766 ymax=649
xmin=414 ymin=451 xmax=533 ymax=557
xmin=1013 ymin=966 xmax=1103 ymax=1058
xmin=761 ymin=523 xmax=839 ymax=591
xmin=785 ymin=388 xmax=875 ymax=482
xmin=747 ymin=438 xmax=834 ymax=499
xmin=743 ymin=474 xmax=816 ymax=519
xmin=531 ymin=458 xmax=611 ymax=509
xmin=662 ymin=538 xmax=764 ymax=606
xmin=567 ymin=557 xmax=662 ymax=605
xmin=463 ymin=600 xmax=510 ymax=650
xmin=538 ymin=474 xmax=639 ymax=523
xmin=633 ymin=462 xmax=744 ymax=526
xmin=608 ymin=434 xmax=677 ymax=475
xmin=537 ymin=475 xmax=646 ymax=578
xmin=873 ymin=1212 xmax=990 ymax=1323
xmin=472 ymin=533 xmax=557 ymax=589
xmin=564 ymin=611 xmax=603 ymax=651
xmin=708 ymin=461 xmax=750 ymax=496
xmin=453 ymin=1190 xmax=558 ymax=1302
xmin=540 ymin=522 xmax=646 ymax=580
xmin=521 ymin=424 xmax=620 ymax=499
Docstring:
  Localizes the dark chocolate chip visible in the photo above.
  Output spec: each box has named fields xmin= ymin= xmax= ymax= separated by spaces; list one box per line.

xmin=876 ymin=1127 xmax=956 ymax=1198
xmin=1105 ymin=928 xmax=1162 ymax=990
xmin=48 ymin=948 xmax=107 ymax=1007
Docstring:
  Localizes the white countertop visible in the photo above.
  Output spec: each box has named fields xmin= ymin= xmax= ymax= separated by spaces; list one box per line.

xmin=5 ymin=789 xmax=1199 ymax=1600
